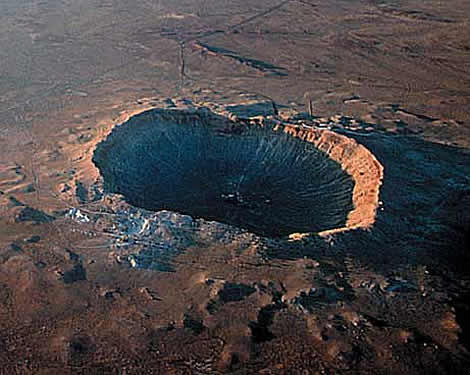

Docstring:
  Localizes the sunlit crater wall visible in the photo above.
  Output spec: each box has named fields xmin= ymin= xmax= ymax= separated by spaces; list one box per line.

xmin=278 ymin=123 xmax=384 ymax=235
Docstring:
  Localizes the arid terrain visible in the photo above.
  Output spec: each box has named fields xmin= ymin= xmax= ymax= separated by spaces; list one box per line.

xmin=1 ymin=0 xmax=470 ymax=374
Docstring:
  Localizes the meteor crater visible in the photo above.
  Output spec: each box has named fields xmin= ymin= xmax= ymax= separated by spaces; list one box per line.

xmin=92 ymin=108 xmax=381 ymax=238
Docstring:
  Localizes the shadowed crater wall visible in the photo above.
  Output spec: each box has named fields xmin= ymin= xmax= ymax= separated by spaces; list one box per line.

xmin=92 ymin=109 xmax=355 ymax=238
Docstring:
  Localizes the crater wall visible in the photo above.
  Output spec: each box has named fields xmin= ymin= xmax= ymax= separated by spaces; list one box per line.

xmin=279 ymin=123 xmax=384 ymax=235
